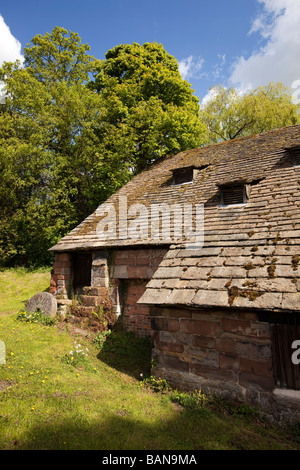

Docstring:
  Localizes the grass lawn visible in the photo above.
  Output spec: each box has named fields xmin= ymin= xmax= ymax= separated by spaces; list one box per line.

xmin=0 ymin=268 xmax=300 ymax=451
xmin=0 ymin=267 xmax=51 ymax=314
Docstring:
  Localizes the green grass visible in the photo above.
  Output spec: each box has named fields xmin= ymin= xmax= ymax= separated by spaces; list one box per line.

xmin=0 ymin=268 xmax=300 ymax=450
xmin=0 ymin=315 xmax=299 ymax=450
xmin=0 ymin=267 xmax=51 ymax=314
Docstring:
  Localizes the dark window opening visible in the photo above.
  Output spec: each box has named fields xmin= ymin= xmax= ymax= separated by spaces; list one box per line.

xmin=291 ymin=149 xmax=300 ymax=167
xmin=172 ymin=165 xmax=209 ymax=185
xmin=219 ymin=184 xmax=247 ymax=206
xmin=72 ymin=252 xmax=92 ymax=293
xmin=258 ymin=312 xmax=300 ymax=390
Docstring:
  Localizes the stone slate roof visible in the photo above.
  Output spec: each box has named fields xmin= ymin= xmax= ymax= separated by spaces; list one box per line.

xmin=51 ymin=124 xmax=300 ymax=311
xmin=138 ymin=125 xmax=300 ymax=311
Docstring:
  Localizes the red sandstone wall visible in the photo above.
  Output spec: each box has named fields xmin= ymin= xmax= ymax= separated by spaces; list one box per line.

xmin=50 ymin=247 xmax=169 ymax=337
xmin=50 ymin=252 xmax=71 ymax=297
xmin=111 ymin=248 xmax=168 ymax=337
xmin=150 ymin=306 xmax=276 ymax=407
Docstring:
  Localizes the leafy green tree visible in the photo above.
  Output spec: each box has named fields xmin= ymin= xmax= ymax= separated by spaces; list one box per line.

xmin=23 ymin=27 xmax=96 ymax=84
xmin=0 ymin=27 xmax=129 ymax=266
xmin=0 ymin=32 xmax=206 ymax=266
xmin=91 ymin=42 xmax=207 ymax=172
xmin=200 ymin=82 xmax=299 ymax=143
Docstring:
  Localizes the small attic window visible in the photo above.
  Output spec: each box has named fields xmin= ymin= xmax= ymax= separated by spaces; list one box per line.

xmin=172 ymin=167 xmax=194 ymax=185
xmin=172 ymin=165 xmax=209 ymax=185
xmin=219 ymin=183 xmax=248 ymax=206
xmin=291 ymin=149 xmax=300 ymax=167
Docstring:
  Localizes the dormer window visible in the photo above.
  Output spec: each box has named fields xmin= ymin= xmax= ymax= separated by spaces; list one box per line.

xmin=291 ymin=148 xmax=300 ymax=167
xmin=172 ymin=165 xmax=209 ymax=185
xmin=172 ymin=166 xmax=194 ymax=185
xmin=219 ymin=183 xmax=248 ymax=206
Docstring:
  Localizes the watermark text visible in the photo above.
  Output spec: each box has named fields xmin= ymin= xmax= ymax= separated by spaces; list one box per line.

xmin=96 ymin=196 xmax=204 ymax=249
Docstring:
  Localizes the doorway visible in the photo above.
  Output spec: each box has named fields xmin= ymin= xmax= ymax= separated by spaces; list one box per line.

xmin=72 ymin=252 xmax=92 ymax=293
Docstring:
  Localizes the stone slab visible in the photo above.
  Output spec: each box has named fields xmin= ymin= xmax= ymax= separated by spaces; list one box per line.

xmin=26 ymin=292 xmax=57 ymax=317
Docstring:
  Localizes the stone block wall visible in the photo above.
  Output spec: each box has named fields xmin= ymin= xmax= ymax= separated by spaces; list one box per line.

xmin=50 ymin=247 xmax=168 ymax=336
xmin=91 ymin=252 xmax=109 ymax=288
xmin=150 ymin=305 xmax=300 ymax=423
xmin=50 ymin=251 xmax=112 ymax=317
xmin=121 ymin=279 xmax=152 ymax=336
xmin=110 ymin=248 xmax=168 ymax=336
xmin=50 ymin=252 xmax=72 ymax=298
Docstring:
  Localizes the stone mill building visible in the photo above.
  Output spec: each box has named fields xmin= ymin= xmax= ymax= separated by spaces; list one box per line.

xmin=49 ymin=123 xmax=300 ymax=422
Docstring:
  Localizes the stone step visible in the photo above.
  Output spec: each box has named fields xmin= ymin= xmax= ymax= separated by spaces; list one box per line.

xmin=83 ymin=286 xmax=108 ymax=296
xmin=57 ymin=298 xmax=73 ymax=305
xmin=80 ymin=295 xmax=101 ymax=307
xmin=70 ymin=306 xmax=96 ymax=316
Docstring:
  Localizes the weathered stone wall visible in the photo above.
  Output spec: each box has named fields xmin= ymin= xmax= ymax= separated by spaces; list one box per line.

xmin=50 ymin=247 xmax=168 ymax=336
xmin=50 ymin=252 xmax=72 ymax=298
xmin=110 ymin=248 xmax=168 ymax=336
xmin=150 ymin=305 xmax=300 ymax=423
xmin=50 ymin=250 xmax=300 ymax=421
xmin=91 ymin=252 xmax=109 ymax=288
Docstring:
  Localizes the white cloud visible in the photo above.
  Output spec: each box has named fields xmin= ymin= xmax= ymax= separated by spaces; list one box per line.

xmin=201 ymin=87 xmax=219 ymax=107
xmin=229 ymin=0 xmax=300 ymax=92
xmin=200 ymin=84 xmax=247 ymax=108
xmin=213 ymin=54 xmax=226 ymax=80
xmin=178 ymin=55 xmax=205 ymax=81
xmin=178 ymin=56 xmax=193 ymax=80
xmin=0 ymin=14 xmax=23 ymax=66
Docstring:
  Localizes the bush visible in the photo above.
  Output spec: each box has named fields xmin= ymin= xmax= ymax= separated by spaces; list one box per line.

xmin=93 ymin=329 xmax=112 ymax=349
xmin=171 ymin=388 xmax=209 ymax=409
xmin=70 ymin=301 xmax=117 ymax=332
xmin=141 ymin=375 xmax=171 ymax=392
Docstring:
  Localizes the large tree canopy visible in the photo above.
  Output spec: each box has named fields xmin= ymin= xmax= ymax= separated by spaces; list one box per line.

xmin=200 ymin=83 xmax=299 ymax=143
xmin=23 ymin=27 xmax=96 ymax=84
xmin=1 ymin=27 xmax=299 ymax=267
xmin=0 ymin=27 xmax=127 ymax=266
xmin=91 ymin=42 xmax=207 ymax=172
xmin=0 ymin=30 xmax=206 ymax=266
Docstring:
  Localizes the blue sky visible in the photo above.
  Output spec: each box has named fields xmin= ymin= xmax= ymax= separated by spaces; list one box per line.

xmin=1 ymin=0 xmax=300 ymax=103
